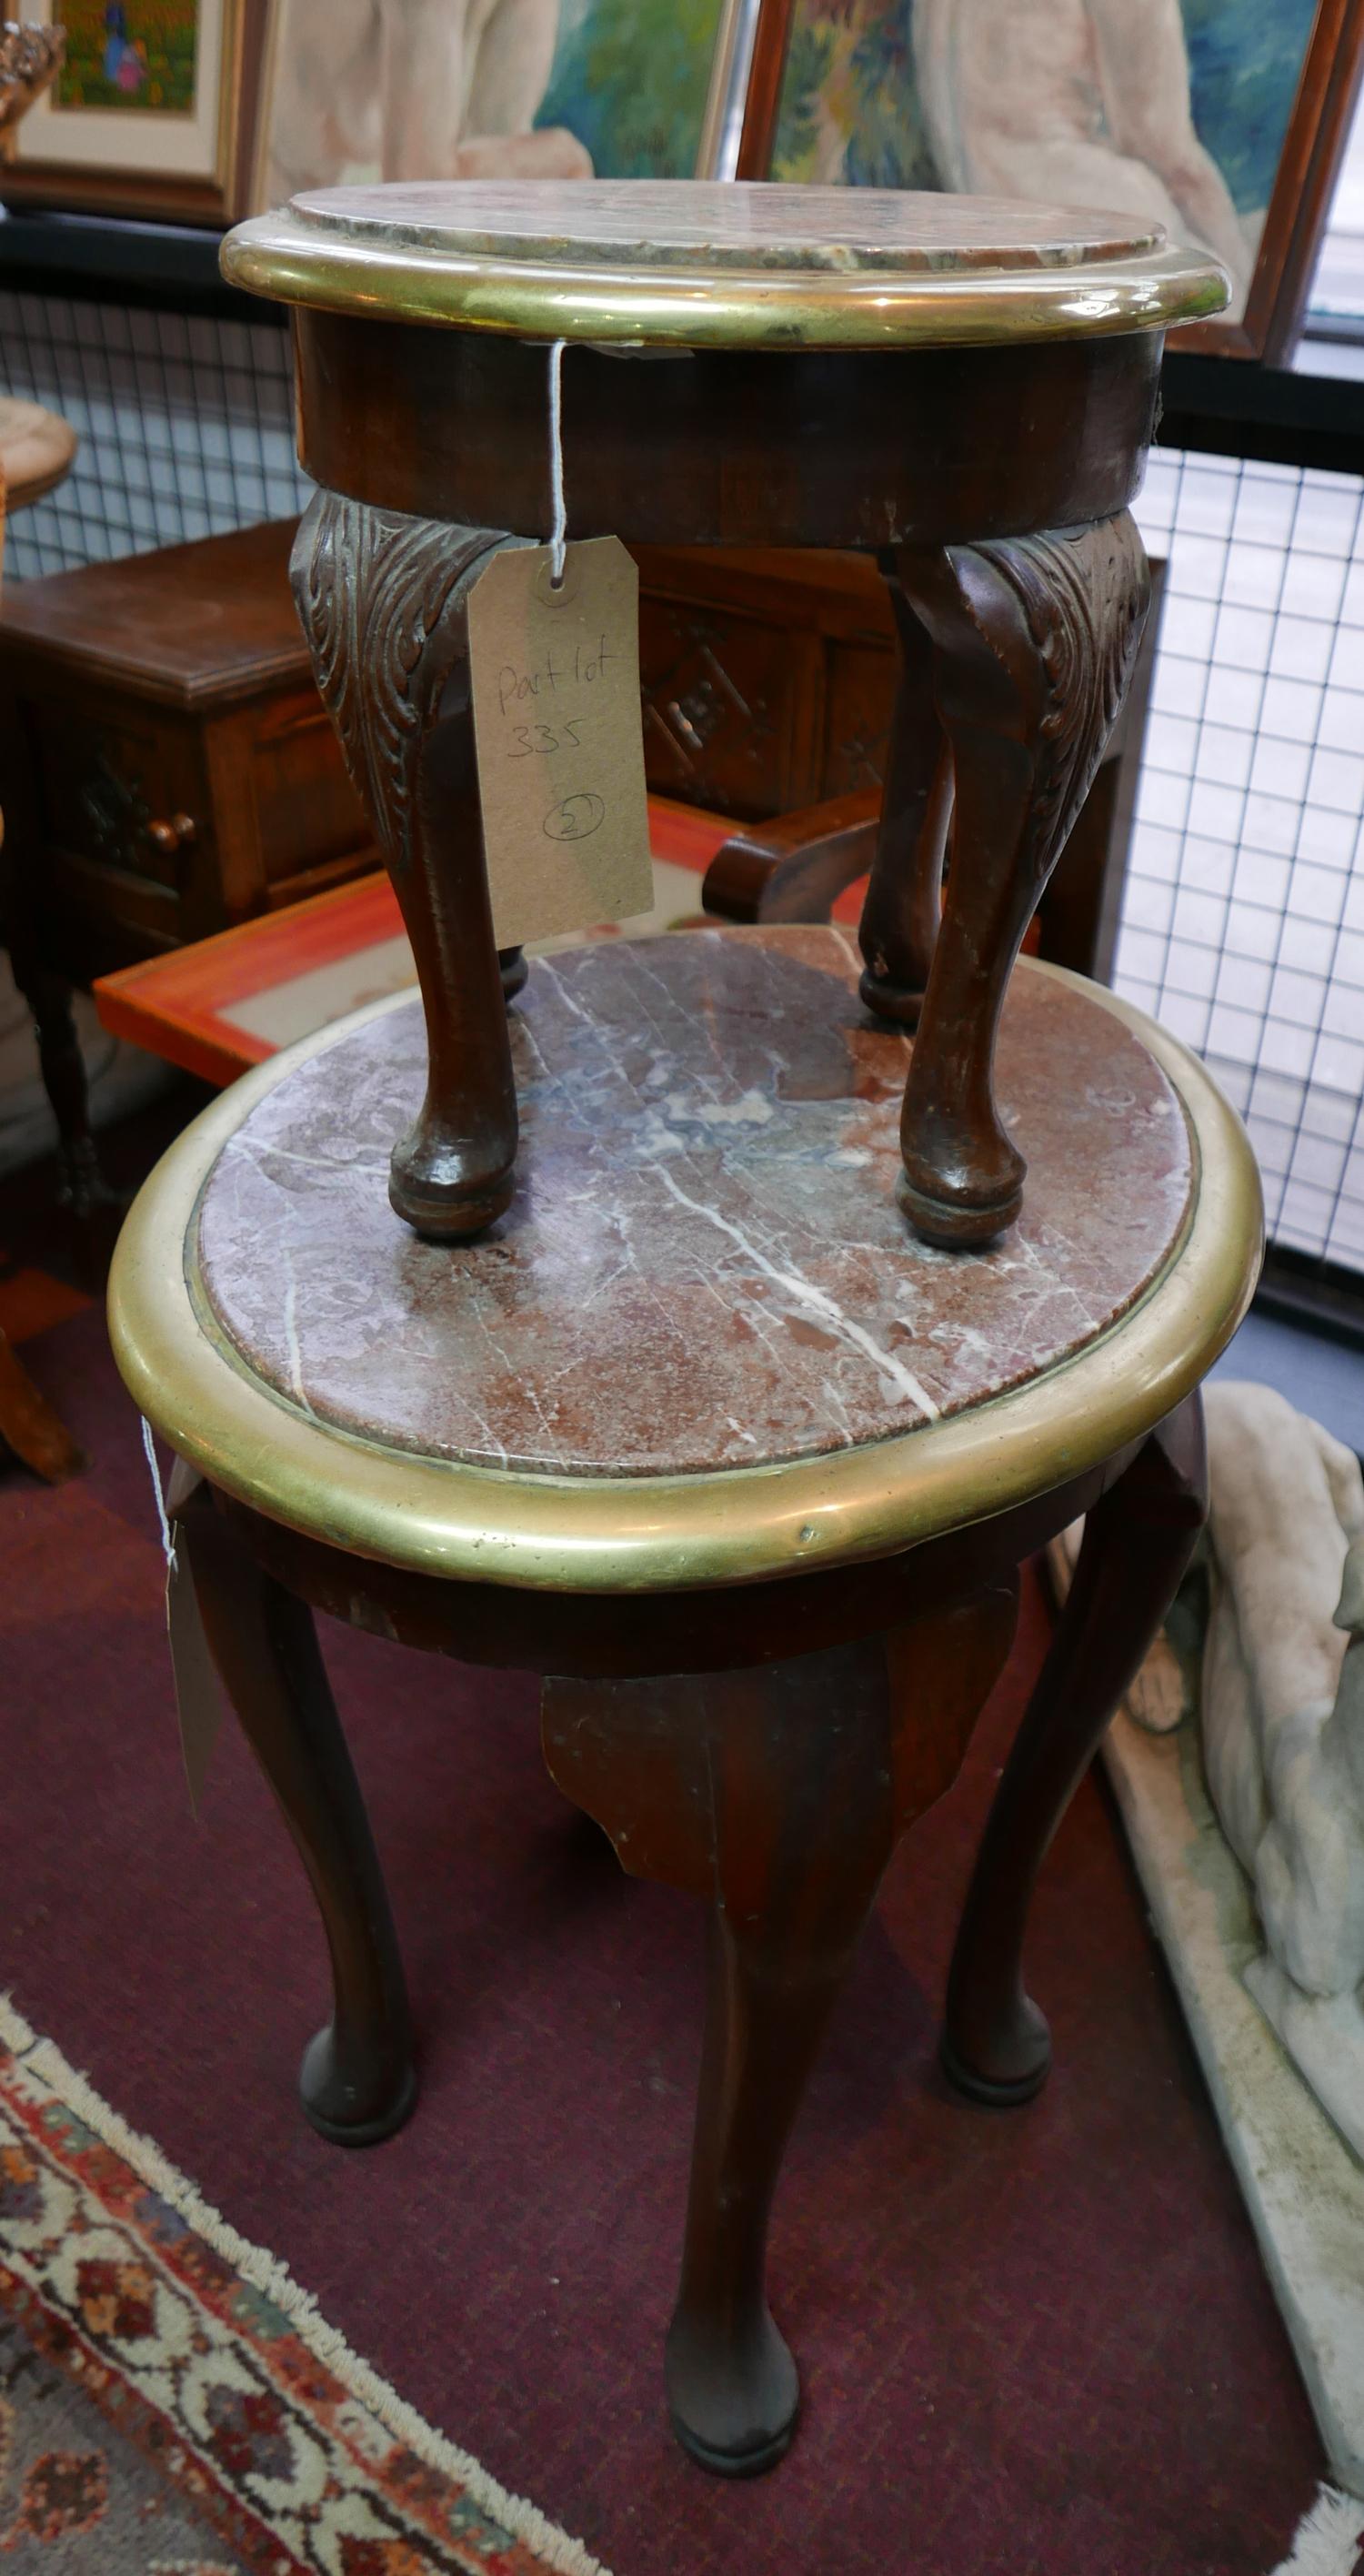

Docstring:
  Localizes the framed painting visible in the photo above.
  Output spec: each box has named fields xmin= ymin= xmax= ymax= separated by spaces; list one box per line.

xmin=762 ymin=0 xmax=1364 ymax=361
xmin=0 ymin=0 xmax=267 ymax=223
xmin=255 ymin=0 xmax=729 ymax=211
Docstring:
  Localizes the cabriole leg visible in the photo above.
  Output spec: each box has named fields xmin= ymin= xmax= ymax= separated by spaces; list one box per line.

xmin=858 ymin=551 xmax=953 ymax=1028
xmin=292 ymin=493 xmax=518 ymax=1241
xmin=543 ymin=1589 xmax=1017 ymax=2473
xmin=176 ymin=1479 xmax=416 ymax=2146
xmin=943 ymin=1397 xmax=1208 ymax=2104
xmin=893 ymin=513 xmax=1149 ymax=1248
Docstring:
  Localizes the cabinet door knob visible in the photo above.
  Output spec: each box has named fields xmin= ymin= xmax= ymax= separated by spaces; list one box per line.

xmin=146 ymin=812 xmax=198 ymax=856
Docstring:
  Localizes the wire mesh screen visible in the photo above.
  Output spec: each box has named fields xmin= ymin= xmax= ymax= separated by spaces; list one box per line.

xmin=2 ymin=289 xmax=1363 ymax=1278
xmin=1127 ymin=451 xmax=1364 ymax=1277
xmin=0 ymin=289 xmax=306 ymax=572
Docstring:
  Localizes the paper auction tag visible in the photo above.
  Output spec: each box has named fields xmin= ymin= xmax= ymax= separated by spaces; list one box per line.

xmin=165 ymin=1519 xmax=225 ymax=1819
xmin=467 ymin=537 xmax=654 ymax=949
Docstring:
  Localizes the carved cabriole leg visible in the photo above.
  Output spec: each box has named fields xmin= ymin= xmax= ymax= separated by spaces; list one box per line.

xmin=858 ymin=553 xmax=954 ymax=1027
xmin=892 ymin=511 xmax=1150 ymax=1248
xmin=291 ymin=493 xmax=518 ymax=1240
xmin=543 ymin=1587 xmax=1018 ymax=2475
xmin=173 ymin=1473 xmax=416 ymax=2146
xmin=943 ymin=1396 xmax=1208 ymax=2107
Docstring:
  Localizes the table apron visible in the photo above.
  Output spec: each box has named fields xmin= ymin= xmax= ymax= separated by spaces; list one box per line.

xmin=293 ymin=317 xmax=1162 ymax=550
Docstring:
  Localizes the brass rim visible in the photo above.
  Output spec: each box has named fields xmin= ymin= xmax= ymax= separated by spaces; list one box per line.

xmin=108 ymin=961 xmax=1263 ymax=1595
xmin=219 ymin=217 xmax=1226 ymax=351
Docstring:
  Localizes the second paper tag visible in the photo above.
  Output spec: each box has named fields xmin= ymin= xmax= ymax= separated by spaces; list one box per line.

xmin=467 ymin=536 xmax=654 ymax=951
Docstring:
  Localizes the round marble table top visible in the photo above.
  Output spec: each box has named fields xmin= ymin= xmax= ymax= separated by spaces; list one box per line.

xmin=0 ymin=397 xmax=76 ymax=512
xmin=221 ymin=179 xmax=1226 ymax=349
xmin=196 ymin=929 xmax=1194 ymax=1483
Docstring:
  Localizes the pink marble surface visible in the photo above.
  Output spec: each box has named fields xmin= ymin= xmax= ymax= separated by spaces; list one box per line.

xmin=292 ymin=180 xmax=1157 ymax=276
xmin=195 ymin=930 xmax=1192 ymax=1478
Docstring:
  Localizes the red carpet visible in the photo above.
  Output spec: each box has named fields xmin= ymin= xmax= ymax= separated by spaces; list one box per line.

xmin=0 ymin=1130 xmax=1326 ymax=2576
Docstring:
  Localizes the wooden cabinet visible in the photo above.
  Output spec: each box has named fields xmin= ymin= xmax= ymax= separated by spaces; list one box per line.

xmin=0 ymin=519 xmax=376 ymax=986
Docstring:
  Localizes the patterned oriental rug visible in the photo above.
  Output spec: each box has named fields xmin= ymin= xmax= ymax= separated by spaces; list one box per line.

xmin=0 ymin=2005 xmax=1357 ymax=2576
xmin=0 ymin=1999 xmax=599 ymax=2575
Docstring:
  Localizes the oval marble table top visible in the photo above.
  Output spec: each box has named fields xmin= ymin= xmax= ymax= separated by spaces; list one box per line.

xmin=196 ymin=931 xmax=1193 ymax=1482
xmin=286 ymin=180 xmax=1159 ymax=276
xmin=222 ymin=178 xmax=1226 ymax=349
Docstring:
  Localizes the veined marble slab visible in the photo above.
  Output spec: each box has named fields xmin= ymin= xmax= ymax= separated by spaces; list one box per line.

xmin=1104 ymin=1711 xmax=1364 ymax=2495
xmin=196 ymin=931 xmax=1191 ymax=1479
xmin=222 ymin=856 xmax=705 ymax=1054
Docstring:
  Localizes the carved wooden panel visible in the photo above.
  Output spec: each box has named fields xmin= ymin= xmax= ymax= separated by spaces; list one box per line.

xmin=637 ymin=596 xmax=823 ymax=820
xmin=819 ymin=642 xmax=895 ymax=799
xmin=246 ymin=690 xmax=374 ymax=890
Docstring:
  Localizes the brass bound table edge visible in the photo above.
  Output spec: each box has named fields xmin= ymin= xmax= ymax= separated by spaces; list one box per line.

xmin=219 ymin=223 xmax=1227 ymax=351
xmin=108 ymin=960 xmax=1263 ymax=1595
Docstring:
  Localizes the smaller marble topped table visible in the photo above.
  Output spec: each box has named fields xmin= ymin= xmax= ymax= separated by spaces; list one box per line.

xmin=221 ymin=179 xmax=1224 ymax=1250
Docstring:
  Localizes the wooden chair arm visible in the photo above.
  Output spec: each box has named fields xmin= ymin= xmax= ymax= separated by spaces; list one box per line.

xmin=701 ymin=788 xmax=880 ymax=925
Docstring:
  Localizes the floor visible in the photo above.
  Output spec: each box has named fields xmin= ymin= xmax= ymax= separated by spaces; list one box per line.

xmin=0 ymin=1097 xmax=1338 ymax=2576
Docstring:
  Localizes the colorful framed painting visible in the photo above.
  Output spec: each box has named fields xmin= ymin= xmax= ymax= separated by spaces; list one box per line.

xmin=763 ymin=0 xmax=1364 ymax=361
xmin=255 ymin=0 xmax=728 ymax=211
xmin=1 ymin=0 xmax=267 ymax=224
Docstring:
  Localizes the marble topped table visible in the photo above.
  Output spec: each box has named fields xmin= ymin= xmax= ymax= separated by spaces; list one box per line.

xmin=111 ymin=921 xmax=1261 ymax=2476
xmin=220 ymin=180 xmax=1226 ymax=1251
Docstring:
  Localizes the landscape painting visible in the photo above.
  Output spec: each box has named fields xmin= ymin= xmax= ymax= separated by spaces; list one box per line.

xmin=55 ymin=0 xmax=200 ymax=114
xmin=770 ymin=0 xmax=1322 ymax=329
xmin=2 ymin=0 xmax=246 ymax=219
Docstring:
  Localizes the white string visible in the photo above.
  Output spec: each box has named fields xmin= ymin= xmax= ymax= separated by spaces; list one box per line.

xmin=547 ymin=337 xmax=567 ymax=584
xmin=140 ymin=1415 xmax=178 ymax=1575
